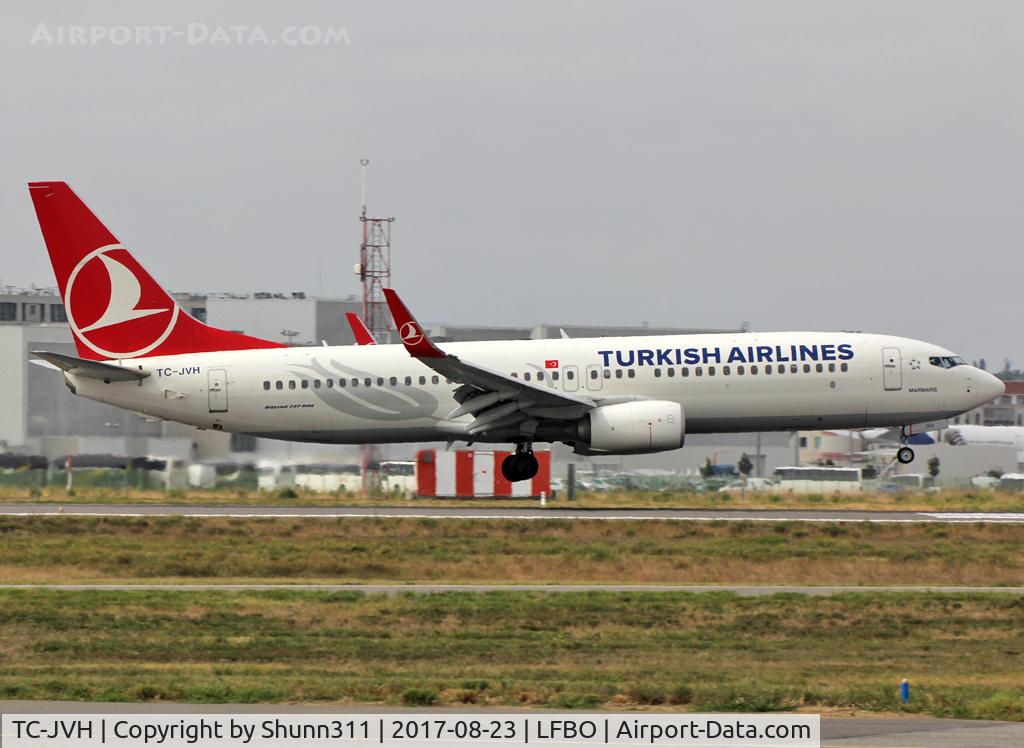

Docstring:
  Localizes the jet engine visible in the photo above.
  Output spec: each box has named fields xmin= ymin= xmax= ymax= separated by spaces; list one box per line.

xmin=574 ymin=400 xmax=684 ymax=455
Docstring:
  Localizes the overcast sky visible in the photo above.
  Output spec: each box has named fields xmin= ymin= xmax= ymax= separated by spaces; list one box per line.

xmin=2 ymin=1 xmax=1021 ymax=368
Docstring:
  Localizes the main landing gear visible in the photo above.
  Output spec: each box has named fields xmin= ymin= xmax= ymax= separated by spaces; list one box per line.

xmin=501 ymin=443 xmax=539 ymax=483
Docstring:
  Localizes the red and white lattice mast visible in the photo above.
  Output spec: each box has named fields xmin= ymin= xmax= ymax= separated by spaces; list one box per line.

xmin=356 ymin=159 xmax=393 ymax=496
xmin=357 ymin=159 xmax=394 ymax=343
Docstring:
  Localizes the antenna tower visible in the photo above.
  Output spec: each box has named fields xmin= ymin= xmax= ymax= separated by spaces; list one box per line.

xmin=358 ymin=159 xmax=394 ymax=343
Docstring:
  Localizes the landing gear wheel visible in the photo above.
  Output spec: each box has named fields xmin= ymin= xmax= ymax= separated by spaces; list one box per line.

xmin=896 ymin=446 xmax=915 ymax=464
xmin=501 ymin=445 xmax=539 ymax=482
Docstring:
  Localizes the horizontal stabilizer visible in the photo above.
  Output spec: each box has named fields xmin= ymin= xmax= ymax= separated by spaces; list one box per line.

xmin=30 ymin=350 xmax=149 ymax=382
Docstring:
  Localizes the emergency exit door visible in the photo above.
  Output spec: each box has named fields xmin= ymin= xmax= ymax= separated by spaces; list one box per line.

xmin=881 ymin=348 xmax=902 ymax=391
xmin=208 ymin=368 xmax=229 ymax=412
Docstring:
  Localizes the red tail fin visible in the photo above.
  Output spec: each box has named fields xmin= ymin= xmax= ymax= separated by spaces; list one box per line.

xmin=28 ymin=182 xmax=285 ymax=360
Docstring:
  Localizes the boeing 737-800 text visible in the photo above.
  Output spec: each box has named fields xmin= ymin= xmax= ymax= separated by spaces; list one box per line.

xmin=27 ymin=182 xmax=1004 ymax=482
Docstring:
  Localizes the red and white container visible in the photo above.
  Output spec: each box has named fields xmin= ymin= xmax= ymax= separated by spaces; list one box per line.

xmin=416 ymin=449 xmax=551 ymax=498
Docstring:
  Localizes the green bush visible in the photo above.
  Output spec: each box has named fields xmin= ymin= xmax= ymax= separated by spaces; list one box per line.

xmin=401 ymin=687 xmax=437 ymax=706
xmin=670 ymin=684 xmax=694 ymax=704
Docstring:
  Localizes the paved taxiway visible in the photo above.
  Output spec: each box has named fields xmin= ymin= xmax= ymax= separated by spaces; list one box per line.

xmin=0 ymin=703 xmax=1020 ymax=747
xmin=3 ymin=583 xmax=1023 ymax=595
xmin=2 ymin=504 xmax=1024 ymax=522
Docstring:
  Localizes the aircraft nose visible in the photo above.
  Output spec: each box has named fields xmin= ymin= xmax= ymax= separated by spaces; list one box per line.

xmin=974 ymin=370 xmax=1005 ymax=404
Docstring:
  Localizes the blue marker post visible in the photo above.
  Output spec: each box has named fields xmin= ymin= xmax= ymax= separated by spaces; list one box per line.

xmin=900 ymin=678 xmax=910 ymax=704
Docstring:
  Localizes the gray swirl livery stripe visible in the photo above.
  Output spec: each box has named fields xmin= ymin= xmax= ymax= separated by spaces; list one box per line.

xmin=288 ymin=357 xmax=442 ymax=421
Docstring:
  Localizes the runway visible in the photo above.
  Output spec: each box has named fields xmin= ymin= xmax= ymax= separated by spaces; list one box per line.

xmin=3 ymin=503 xmax=1024 ymax=523
xmin=0 ymin=703 xmax=1019 ymax=748
xmin=2 ymin=583 xmax=1022 ymax=595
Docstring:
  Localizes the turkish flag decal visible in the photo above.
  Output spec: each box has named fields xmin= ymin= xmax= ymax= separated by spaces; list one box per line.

xmin=545 ymin=359 xmax=559 ymax=369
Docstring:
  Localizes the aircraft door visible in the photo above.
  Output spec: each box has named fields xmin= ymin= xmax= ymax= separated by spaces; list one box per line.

xmin=882 ymin=348 xmax=902 ymax=391
xmin=585 ymin=364 xmax=603 ymax=391
xmin=563 ymin=365 xmax=579 ymax=392
xmin=208 ymin=368 xmax=229 ymax=412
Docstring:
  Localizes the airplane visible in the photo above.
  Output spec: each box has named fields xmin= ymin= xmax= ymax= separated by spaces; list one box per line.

xmin=27 ymin=181 xmax=1006 ymax=482
xmin=945 ymin=424 xmax=1024 ymax=449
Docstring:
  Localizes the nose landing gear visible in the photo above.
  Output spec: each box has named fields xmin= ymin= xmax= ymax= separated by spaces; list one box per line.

xmin=896 ymin=446 xmax=915 ymax=464
xmin=501 ymin=443 xmax=539 ymax=482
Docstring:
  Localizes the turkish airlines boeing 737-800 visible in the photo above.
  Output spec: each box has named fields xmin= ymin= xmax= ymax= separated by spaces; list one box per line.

xmin=27 ymin=182 xmax=1004 ymax=482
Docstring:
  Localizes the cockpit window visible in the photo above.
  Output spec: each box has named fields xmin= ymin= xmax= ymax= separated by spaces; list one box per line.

xmin=929 ymin=355 xmax=966 ymax=369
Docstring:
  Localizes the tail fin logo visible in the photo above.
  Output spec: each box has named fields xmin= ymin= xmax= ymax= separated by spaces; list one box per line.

xmin=400 ymin=321 xmax=424 ymax=346
xmin=65 ymin=244 xmax=179 ymax=359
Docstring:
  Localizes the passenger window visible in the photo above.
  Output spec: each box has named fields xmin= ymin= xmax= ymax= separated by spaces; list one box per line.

xmin=590 ymin=369 xmax=598 ymax=379
xmin=828 ymin=363 xmax=836 ymax=373
xmin=566 ymin=370 xmax=574 ymax=380
xmin=376 ymin=377 xmax=384 ymax=386
xmin=723 ymin=366 xmax=730 ymax=375
xmin=696 ymin=367 xmax=703 ymax=377
xmin=682 ymin=368 xmax=689 ymax=377
xmin=627 ymin=369 xmax=635 ymax=378
xmin=524 ymin=372 xmax=532 ymax=381
xmin=654 ymin=368 xmax=662 ymax=378
xmin=790 ymin=364 xmax=797 ymax=373
xmin=840 ymin=363 xmax=849 ymax=372
xmin=288 ymin=381 xmax=296 ymax=390
xmin=352 ymin=378 xmax=359 ymax=387
xmin=431 ymin=376 xmax=440 ymax=384
xmin=314 ymin=379 xmax=321 ymax=388
xmin=751 ymin=366 xmax=758 ymax=374
xmin=604 ymin=369 xmax=611 ymax=379
xmin=552 ymin=371 xmax=559 ymax=381
xmin=778 ymin=365 xmax=785 ymax=374
xmin=263 ymin=381 xmax=270 ymax=390
xmin=275 ymin=381 xmax=283 ymax=390
xmin=405 ymin=376 xmax=412 ymax=385
xmin=708 ymin=366 xmax=715 ymax=376
xmin=301 ymin=380 xmax=309 ymax=389
xmin=667 ymin=368 xmax=675 ymax=377
xmin=364 ymin=378 xmax=372 ymax=387
xmin=737 ymin=366 xmax=744 ymax=375
xmin=615 ymin=369 xmax=623 ymax=379
xmin=419 ymin=376 xmax=427 ymax=385
xmin=537 ymin=372 xmax=544 ymax=381
xmin=764 ymin=366 xmax=771 ymax=375
xmin=388 ymin=376 xmax=396 ymax=386
xmin=511 ymin=372 xmax=518 ymax=378
xmin=815 ymin=364 xmax=823 ymax=373
xmin=803 ymin=364 xmax=811 ymax=373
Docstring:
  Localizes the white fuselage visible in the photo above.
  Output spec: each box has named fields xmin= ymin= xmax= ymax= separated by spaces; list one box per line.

xmin=65 ymin=331 xmax=1003 ymax=449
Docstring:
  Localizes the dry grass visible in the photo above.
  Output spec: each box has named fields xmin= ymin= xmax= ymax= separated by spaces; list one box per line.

xmin=1 ymin=589 xmax=1023 ymax=719
xmin=3 ymin=484 xmax=1024 ymax=511
xmin=1 ymin=516 xmax=1023 ymax=586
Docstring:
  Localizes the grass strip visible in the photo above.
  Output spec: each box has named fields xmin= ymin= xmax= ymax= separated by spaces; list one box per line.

xmin=0 ymin=589 xmax=1022 ymax=719
xmin=2 ymin=516 xmax=1024 ymax=586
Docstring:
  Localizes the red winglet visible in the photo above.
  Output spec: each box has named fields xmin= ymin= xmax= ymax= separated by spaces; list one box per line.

xmin=345 ymin=312 xmax=377 ymax=345
xmin=382 ymin=288 xmax=446 ymax=358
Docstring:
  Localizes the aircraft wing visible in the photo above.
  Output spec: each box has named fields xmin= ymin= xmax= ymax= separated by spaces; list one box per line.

xmin=30 ymin=350 xmax=150 ymax=382
xmin=383 ymin=289 xmax=594 ymax=436
xmin=345 ymin=312 xmax=378 ymax=345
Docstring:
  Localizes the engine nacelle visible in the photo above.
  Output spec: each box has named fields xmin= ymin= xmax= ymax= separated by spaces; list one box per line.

xmin=575 ymin=400 xmax=684 ymax=455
